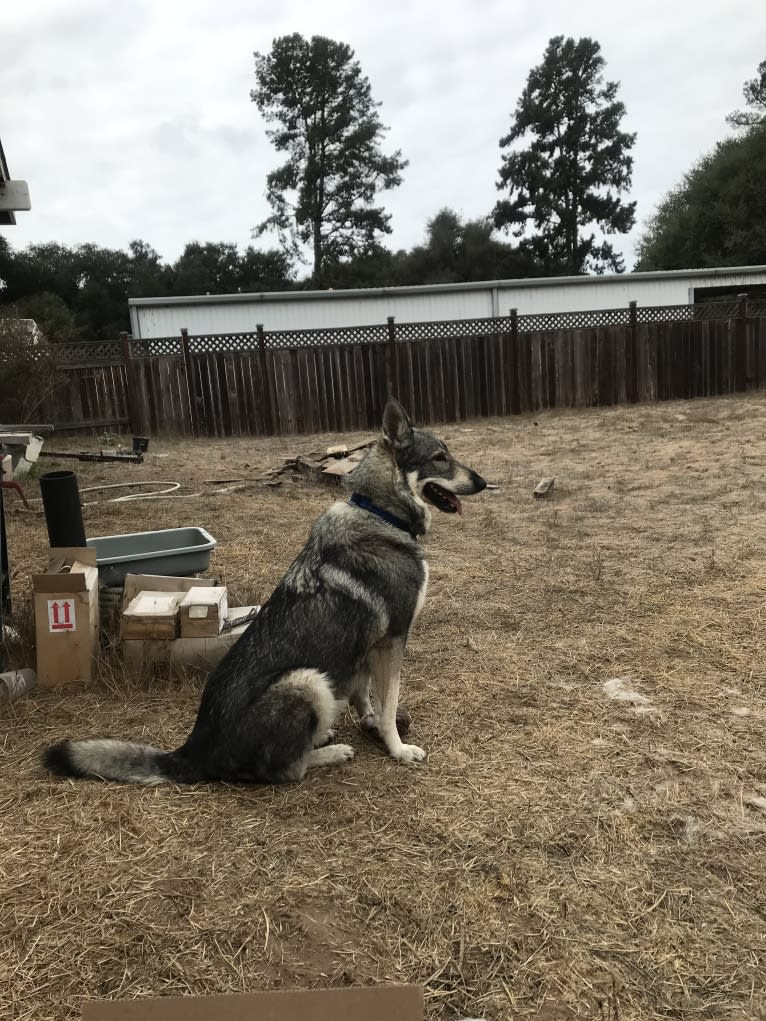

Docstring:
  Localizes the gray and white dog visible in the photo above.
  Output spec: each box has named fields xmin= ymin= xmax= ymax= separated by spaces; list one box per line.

xmin=43 ymin=399 xmax=486 ymax=785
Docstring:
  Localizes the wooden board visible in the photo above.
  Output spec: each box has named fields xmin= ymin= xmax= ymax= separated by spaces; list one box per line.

xmin=82 ymin=984 xmax=424 ymax=1021
xmin=322 ymin=456 xmax=360 ymax=476
xmin=533 ymin=477 xmax=555 ymax=498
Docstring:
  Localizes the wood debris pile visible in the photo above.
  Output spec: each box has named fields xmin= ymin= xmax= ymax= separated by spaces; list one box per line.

xmin=259 ymin=439 xmax=375 ymax=487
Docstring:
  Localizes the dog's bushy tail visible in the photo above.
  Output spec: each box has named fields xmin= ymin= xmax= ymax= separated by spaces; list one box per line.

xmin=43 ymin=738 xmax=195 ymax=785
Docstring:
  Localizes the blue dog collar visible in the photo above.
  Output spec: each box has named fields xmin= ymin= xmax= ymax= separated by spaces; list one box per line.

xmin=348 ymin=492 xmax=415 ymax=537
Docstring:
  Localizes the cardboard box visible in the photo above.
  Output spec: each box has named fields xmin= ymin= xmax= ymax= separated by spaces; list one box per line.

xmin=121 ymin=591 xmax=185 ymax=640
xmin=33 ymin=548 xmax=99 ymax=688
xmin=122 ymin=605 xmax=260 ymax=673
xmin=82 ymin=985 xmax=423 ymax=1020
xmin=179 ymin=585 xmax=228 ymax=638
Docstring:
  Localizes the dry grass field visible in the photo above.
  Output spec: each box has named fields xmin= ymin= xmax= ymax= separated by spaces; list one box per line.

xmin=2 ymin=393 xmax=766 ymax=1020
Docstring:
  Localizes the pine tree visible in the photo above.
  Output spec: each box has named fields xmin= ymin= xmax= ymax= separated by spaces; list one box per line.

xmin=494 ymin=36 xmax=636 ymax=274
xmin=252 ymin=34 xmax=407 ymax=284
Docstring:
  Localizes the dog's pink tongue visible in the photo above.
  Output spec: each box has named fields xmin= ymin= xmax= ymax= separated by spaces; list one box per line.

xmin=450 ymin=493 xmax=463 ymax=515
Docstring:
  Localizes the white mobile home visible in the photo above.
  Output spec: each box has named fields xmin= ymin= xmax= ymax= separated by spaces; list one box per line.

xmin=128 ymin=265 xmax=766 ymax=339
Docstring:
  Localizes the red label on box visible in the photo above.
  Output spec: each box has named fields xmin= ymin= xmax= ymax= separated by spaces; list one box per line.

xmin=48 ymin=598 xmax=76 ymax=632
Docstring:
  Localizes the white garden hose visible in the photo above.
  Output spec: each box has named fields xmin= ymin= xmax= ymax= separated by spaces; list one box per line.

xmin=25 ymin=481 xmax=204 ymax=508
xmin=78 ymin=481 xmax=202 ymax=505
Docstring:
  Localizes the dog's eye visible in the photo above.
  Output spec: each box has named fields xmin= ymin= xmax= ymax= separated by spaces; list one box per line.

xmin=433 ymin=453 xmax=449 ymax=465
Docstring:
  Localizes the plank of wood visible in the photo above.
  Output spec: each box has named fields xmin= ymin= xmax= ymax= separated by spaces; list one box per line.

xmin=352 ymin=345 xmax=366 ymax=429
xmin=434 ymin=339 xmax=446 ymax=422
xmin=224 ymin=354 xmax=241 ymax=435
xmin=290 ymin=348 xmax=303 ymax=434
xmin=533 ymin=477 xmax=555 ymax=499
xmin=299 ymin=349 xmax=315 ymax=434
xmin=321 ymin=457 xmax=359 ymax=476
xmin=326 ymin=439 xmax=374 ymax=457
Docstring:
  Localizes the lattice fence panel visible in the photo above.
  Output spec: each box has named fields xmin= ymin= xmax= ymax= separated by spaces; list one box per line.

xmin=517 ymin=307 xmax=633 ymax=332
xmin=692 ymin=301 xmax=742 ymax=320
xmin=635 ymin=304 xmax=694 ymax=324
xmin=185 ymin=333 xmax=259 ymax=353
xmin=634 ymin=302 xmax=743 ymax=324
xmin=128 ymin=336 xmax=183 ymax=357
xmin=396 ymin=317 xmax=507 ymax=341
xmin=53 ymin=340 xmax=122 ymax=364
xmin=259 ymin=323 xmax=389 ymax=349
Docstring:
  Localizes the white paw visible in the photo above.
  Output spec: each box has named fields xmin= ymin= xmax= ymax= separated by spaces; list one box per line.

xmin=334 ymin=743 xmax=355 ymax=762
xmin=391 ymin=743 xmax=426 ymax=764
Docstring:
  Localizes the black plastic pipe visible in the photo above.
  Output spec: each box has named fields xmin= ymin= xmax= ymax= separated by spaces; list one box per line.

xmin=39 ymin=470 xmax=87 ymax=548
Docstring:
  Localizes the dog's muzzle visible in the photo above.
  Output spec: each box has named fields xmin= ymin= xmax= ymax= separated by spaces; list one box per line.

xmin=423 ymin=471 xmax=487 ymax=515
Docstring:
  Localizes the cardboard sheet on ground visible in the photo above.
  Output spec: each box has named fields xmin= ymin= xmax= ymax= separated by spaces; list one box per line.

xmin=82 ymin=984 xmax=423 ymax=1020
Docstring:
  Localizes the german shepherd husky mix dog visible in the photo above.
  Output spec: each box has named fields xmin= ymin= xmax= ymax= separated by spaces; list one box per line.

xmin=44 ymin=400 xmax=486 ymax=785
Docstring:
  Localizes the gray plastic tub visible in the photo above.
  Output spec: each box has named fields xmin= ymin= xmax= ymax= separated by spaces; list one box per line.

xmin=87 ymin=527 xmax=217 ymax=587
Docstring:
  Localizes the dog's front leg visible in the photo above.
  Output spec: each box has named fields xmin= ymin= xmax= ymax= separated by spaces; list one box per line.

xmin=367 ymin=641 xmax=425 ymax=764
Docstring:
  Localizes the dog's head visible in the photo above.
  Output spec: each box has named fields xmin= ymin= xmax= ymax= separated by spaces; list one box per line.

xmin=382 ymin=399 xmax=487 ymax=517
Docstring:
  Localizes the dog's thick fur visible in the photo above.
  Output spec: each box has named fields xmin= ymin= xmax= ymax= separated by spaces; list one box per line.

xmin=43 ymin=400 xmax=486 ymax=785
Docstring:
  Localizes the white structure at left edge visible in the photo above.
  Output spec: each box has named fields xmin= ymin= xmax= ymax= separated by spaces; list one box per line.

xmin=0 ymin=137 xmax=31 ymax=226
xmin=128 ymin=265 xmax=766 ymax=340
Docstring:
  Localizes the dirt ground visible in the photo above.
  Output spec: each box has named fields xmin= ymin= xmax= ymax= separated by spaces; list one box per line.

xmin=2 ymin=394 xmax=766 ymax=1020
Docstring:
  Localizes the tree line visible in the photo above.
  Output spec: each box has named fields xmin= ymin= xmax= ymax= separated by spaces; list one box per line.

xmin=0 ymin=36 xmax=763 ymax=343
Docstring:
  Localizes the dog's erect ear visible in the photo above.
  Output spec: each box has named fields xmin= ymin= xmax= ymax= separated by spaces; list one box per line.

xmin=382 ymin=398 xmax=414 ymax=449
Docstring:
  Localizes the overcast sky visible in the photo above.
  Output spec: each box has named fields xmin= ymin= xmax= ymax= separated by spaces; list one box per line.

xmin=2 ymin=0 xmax=764 ymax=274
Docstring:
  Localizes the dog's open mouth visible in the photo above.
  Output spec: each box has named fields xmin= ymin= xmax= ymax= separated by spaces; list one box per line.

xmin=423 ymin=482 xmax=462 ymax=515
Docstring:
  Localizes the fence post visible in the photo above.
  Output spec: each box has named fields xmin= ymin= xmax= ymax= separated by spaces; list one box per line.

xmin=180 ymin=328 xmax=199 ymax=436
xmin=386 ymin=316 xmax=397 ymax=397
xmin=119 ymin=331 xmax=141 ymax=435
xmin=257 ymin=324 xmax=278 ymax=435
xmin=628 ymin=300 xmax=638 ymax=402
xmin=509 ymin=308 xmax=522 ymax=414
xmin=736 ymin=292 xmax=749 ymax=391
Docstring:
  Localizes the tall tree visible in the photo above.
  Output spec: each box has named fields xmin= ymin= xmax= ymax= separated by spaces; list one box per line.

xmin=635 ymin=124 xmax=766 ymax=270
xmin=727 ymin=59 xmax=766 ymax=130
xmin=494 ymin=36 xmax=636 ymax=275
xmin=251 ymin=33 xmax=407 ymax=284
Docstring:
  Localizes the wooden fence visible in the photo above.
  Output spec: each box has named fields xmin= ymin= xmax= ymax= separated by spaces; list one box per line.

xmin=38 ymin=298 xmax=766 ymax=436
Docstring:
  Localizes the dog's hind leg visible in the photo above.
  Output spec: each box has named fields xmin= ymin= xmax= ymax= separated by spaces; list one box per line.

xmin=349 ymin=668 xmax=374 ymax=722
xmin=258 ymin=669 xmax=350 ymax=781
xmin=367 ymin=641 xmax=425 ymax=764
